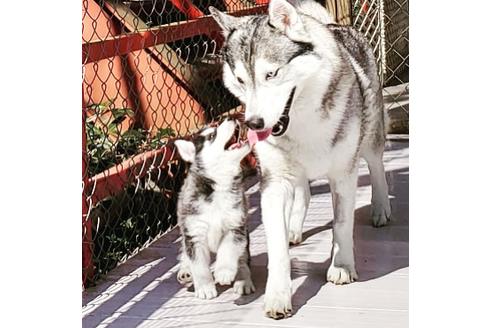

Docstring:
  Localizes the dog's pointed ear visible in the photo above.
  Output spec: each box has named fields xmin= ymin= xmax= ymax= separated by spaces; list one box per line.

xmin=268 ymin=0 xmax=310 ymax=42
xmin=174 ymin=140 xmax=196 ymax=163
xmin=209 ymin=7 xmax=238 ymax=37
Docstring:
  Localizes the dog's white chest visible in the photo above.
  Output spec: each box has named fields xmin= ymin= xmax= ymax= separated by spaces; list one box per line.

xmin=200 ymin=197 xmax=243 ymax=252
xmin=286 ymin=108 xmax=338 ymax=178
xmin=262 ymin=102 xmax=359 ymax=180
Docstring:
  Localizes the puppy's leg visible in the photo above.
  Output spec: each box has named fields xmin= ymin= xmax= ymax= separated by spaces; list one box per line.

xmin=214 ymin=229 xmax=242 ymax=286
xmin=289 ymin=175 xmax=311 ymax=245
xmin=184 ymin=235 xmax=217 ymax=299
xmin=262 ymin=179 xmax=294 ymax=319
xmin=327 ymin=170 xmax=359 ymax=284
xmin=215 ymin=227 xmax=255 ymax=294
xmin=362 ymin=145 xmax=391 ymax=227
xmin=233 ymin=229 xmax=255 ymax=295
xmin=177 ymin=249 xmax=193 ymax=286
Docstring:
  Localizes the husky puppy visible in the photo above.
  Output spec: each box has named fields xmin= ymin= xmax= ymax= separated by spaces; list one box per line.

xmin=210 ymin=0 xmax=391 ymax=319
xmin=174 ymin=119 xmax=255 ymax=299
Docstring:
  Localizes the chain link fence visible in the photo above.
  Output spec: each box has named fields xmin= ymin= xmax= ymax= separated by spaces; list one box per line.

xmin=82 ymin=0 xmax=409 ymax=287
xmin=352 ymin=0 xmax=409 ymax=133
xmin=82 ymin=0 xmax=265 ymax=287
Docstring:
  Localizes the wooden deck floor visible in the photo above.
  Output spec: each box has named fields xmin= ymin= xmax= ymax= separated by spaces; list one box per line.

xmin=83 ymin=138 xmax=409 ymax=328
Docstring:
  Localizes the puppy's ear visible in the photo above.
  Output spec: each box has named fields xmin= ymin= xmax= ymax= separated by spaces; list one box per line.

xmin=209 ymin=6 xmax=239 ymax=37
xmin=268 ymin=0 xmax=311 ymax=42
xmin=174 ymin=140 xmax=196 ymax=163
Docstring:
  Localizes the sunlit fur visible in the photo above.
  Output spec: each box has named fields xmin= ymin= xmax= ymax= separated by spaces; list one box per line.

xmin=174 ymin=120 xmax=255 ymax=299
xmin=211 ymin=0 xmax=391 ymax=319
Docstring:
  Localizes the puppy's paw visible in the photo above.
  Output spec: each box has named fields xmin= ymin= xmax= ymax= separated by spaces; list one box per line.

xmin=288 ymin=229 xmax=302 ymax=245
xmin=214 ymin=267 xmax=236 ymax=286
xmin=326 ymin=264 xmax=358 ymax=285
xmin=194 ymin=283 xmax=218 ymax=300
xmin=264 ymin=286 xmax=292 ymax=320
xmin=177 ymin=267 xmax=192 ymax=286
xmin=371 ymin=202 xmax=391 ymax=227
xmin=233 ymin=278 xmax=256 ymax=295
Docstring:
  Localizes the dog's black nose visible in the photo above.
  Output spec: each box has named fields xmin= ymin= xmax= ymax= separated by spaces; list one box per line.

xmin=245 ymin=116 xmax=264 ymax=130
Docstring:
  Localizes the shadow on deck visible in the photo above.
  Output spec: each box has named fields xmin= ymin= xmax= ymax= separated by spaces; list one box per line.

xmin=83 ymin=139 xmax=409 ymax=328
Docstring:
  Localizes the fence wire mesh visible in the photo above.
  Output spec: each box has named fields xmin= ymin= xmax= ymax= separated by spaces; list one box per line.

xmin=82 ymin=0 xmax=409 ymax=287
xmin=353 ymin=0 xmax=409 ymax=133
xmin=82 ymin=0 xmax=265 ymax=286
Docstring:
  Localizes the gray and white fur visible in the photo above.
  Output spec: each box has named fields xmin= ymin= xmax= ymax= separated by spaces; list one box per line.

xmin=210 ymin=0 xmax=391 ymax=319
xmin=174 ymin=120 xmax=255 ymax=299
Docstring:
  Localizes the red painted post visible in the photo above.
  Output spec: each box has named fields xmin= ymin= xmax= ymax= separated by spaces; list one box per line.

xmin=169 ymin=0 xmax=204 ymax=19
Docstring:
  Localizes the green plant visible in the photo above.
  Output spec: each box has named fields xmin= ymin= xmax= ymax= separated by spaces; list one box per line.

xmin=89 ymin=162 xmax=186 ymax=284
xmin=148 ymin=127 xmax=177 ymax=149
xmin=84 ymin=101 xmax=182 ymax=285
xmin=85 ymin=101 xmax=176 ymax=176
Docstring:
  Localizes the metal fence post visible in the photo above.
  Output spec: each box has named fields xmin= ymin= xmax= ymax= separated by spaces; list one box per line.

xmin=379 ymin=0 xmax=387 ymax=84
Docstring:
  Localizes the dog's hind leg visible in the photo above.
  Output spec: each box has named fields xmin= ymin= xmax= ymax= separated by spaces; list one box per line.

xmin=362 ymin=144 xmax=392 ymax=227
xmin=177 ymin=251 xmax=193 ymax=286
xmin=261 ymin=178 xmax=294 ymax=319
xmin=327 ymin=170 xmax=359 ymax=284
xmin=288 ymin=175 xmax=311 ymax=245
xmin=233 ymin=232 xmax=255 ymax=295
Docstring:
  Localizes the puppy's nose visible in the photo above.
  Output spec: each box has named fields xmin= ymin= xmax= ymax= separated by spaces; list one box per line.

xmin=245 ymin=116 xmax=264 ymax=130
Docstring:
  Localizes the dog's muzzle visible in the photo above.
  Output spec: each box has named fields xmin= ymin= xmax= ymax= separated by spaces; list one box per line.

xmin=272 ymin=87 xmax=296 ymax=137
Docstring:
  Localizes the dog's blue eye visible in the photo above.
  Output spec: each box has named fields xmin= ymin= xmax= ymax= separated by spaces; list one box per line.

xmin=266 ymin=69 xmax=279 ymax=80
xmin=207 ymin=132 xmax=216 ymax=141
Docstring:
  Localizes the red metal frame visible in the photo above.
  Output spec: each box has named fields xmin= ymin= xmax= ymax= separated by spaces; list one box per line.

xmin=87 ymin=145 xmax=178 ymax=205
xmin=83 ymin=6 xmax=268 ymax=64
xmin=169 ymin=0 xmax=204 ymax=19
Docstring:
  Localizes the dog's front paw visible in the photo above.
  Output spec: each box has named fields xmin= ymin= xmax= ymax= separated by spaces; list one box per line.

xmin=371 ymin=202 xmax=391 ymax=227
xmin=214 ymin=267 xmax=236 ymax=286
xmin=327 ymin=264 xmax=358 ymax=284
xmin=264 ymin=286 xmax=292 ymax=320
xmin=233 ymin=278 xmax=256 ymax=295
xmin=194 ymin=283 xmax=218 ymax=299
xmin=288 ymin=229 xmax=302 ymax=245
xmin=177 ymin=267 xmax=193 ymax=286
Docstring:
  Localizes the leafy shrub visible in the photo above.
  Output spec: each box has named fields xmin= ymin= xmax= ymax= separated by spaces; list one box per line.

xmin=85 ymin=101 xmax=176 ymax=176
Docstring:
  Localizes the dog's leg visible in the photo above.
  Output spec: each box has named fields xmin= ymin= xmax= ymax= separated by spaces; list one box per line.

xmin=185 ymin=237 xmax=217 ymax=299
xmin=289 ymin=175 xmax=310 ymax=245
xmin=215 ymin=229 xmax=255 ymax=294
xmin=214 ymin=229 xmax=242 ymax=286
xmin=262 ymin=179 xmax=294 ymax=319
xmin=177 ymin=248 xmax=193 ymax=286
xmin=233 ymin=231 xmax=255 ymax=295
xmin=362 ymin=145 xmax=391 ymax=227
xmin=233 ymin=254 xmax=255 ymax=295
xmin=327 ymin=170 xmax=359 ymax=284
xmin=366 ymin=146 xmax=392 ymax=227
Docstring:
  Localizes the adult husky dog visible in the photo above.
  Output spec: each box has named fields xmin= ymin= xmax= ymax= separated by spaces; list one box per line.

xmin=210 ymin=0 xmax=391 ymax=319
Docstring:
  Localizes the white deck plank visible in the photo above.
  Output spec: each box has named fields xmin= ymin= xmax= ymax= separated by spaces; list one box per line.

xmin=83 ymin=140 xmax=409 ymax=328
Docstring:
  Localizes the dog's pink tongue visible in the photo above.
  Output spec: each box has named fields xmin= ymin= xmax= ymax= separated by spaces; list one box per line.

xmin=247 ymin=128 xmax=272 ymax=147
